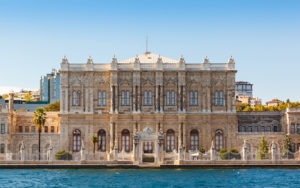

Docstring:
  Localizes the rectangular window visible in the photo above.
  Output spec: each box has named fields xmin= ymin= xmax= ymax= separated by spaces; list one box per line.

xmin=219 ymin=91 xmax=223 ymax=106
xmin=144 ymin=91 xmax=148 ymax=105
xmin=25 ymin=126 xmax=29 ymax=133
xmin=194 ymin=91 xmax=198 ymax=105
xmin=297 ymin=125 xmax=300 ymax=134
xmin=148 ymin=91 xmax=152 ymax=105
xmin=98 ymin=91 xmax=102 ymax=106
xmin=51 ymin=126 xmax=55 ymax=133
xmin=103 ymin=91 xmax=106 ymax=105
xmin=291 ymin=124 xmax=295 ymax=134
xmin=44 ymin=126 xmax=48 ymax=133
xmin=189 ymin=91 xmax=193 ymax=105
xmin=0 ymin=144 xmax=4 ymax=154
xmin=126 ymin=91 xmax=130 ymax=105
xmin=121 ymin=91 xmax=125 ymax=106
xmin=291 ymin=143 xmax=296 ymax=152
xmin=19 ymin=126 xmax=23 ymax=133
xmin=254 ymin=126 xmax=258 ymax=132
xmin=1 ymin=124 xmax=5 ymax=134
xmin=166 ymin=91 xmax=170 ymax=105
xmin=171 ymin=91 xmax=175 ymax=105
xmin=273 ymin=126 xmax=278 ymax=132
xmin=248 ymin=126 xmax=252 ymax=132
xmin=32 ymin=126 xmax=36 ymax=133
xmin=214 ymin=92 xmax=219 ymax=106
xmin=261 ymin=126 xmax=265 ymax=132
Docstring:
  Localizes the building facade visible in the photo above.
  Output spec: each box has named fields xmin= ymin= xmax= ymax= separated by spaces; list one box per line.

xmin=0 ymin=53 xmax=300 ymax=164
xmin=40 ymin=69 xmax=60 ymax=103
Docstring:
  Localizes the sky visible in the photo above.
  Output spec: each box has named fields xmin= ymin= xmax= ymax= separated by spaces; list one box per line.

xmin=0 ymin=0 xmax=299 ymax=102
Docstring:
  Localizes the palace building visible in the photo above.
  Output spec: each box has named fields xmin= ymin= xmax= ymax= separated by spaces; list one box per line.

xmin=1 ymin=52 xmax=300 ymax=164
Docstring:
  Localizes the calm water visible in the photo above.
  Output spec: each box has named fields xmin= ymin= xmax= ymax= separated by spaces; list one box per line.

xmin=0 ymin=168 xmax=299 ymax=187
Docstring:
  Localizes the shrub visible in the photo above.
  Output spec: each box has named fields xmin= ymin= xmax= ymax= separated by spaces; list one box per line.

xmin=219 ymin=148 xmax=241 ymax=160
xmin=199 ymin=147 xmax=206 ymax=154
xmin=55 ymin=150 xmax=72 ymax=160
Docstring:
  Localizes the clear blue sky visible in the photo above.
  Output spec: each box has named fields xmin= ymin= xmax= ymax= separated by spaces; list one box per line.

xmin=0 ymin=0 xmax=299 ymax=102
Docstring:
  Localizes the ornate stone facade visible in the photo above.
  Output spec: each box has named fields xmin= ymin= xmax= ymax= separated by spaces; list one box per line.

xmin=1 ymin=52 xmax=300 ymax=164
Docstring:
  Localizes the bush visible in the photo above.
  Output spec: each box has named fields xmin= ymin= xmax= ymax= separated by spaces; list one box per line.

xmin=219 ymin=148 xmax=241 ymax=160
xmin=55 ymin=150 xmax=72 ymax=160
xmin=199 ymin=147 xmax=206 ymax=154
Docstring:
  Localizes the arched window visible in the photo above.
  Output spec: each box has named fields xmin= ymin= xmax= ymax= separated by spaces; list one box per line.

xmin=121 ymin=129 xmax=130 ymax=152
xmin=77 ymin=91 xmax=81 ymax=106
xmin=214 ymin=91 xmax=219 ymax=106
xmin=215 ymin=129 xmax=223 ymax=151
xmin=73 ymin=129 xmax=81 ymax=152
xmin=32 ymin=144 xmax=38 ymax=154
xmin=98 ymin=90 xmax=102 ymax=106
xmin=166 ymin=129 xmax=175 ymax=152
xmin=126 ymin=91 xmax=130 ymax=105
xmin=190 ymin=129 xmax=199 ymax=150
xmin=290 ymin=124 xmax=295 ymax=134
xmin=98 ymin=129 xmax=106 ymax=152
xmin=72 ymin=91 xmax=77 ymax=106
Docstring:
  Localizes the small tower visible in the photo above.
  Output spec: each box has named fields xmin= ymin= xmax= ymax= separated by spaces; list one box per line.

xmin=86 ymin=56 xmax=93 ymax=64
xmin=60 ymin=56 xmax=69 ymax=71
xmin=227 ymin=56 xmax=235 ymax=70
xmin=202 ymin=56 xmax=210 ymax=70
xmin=134 ymin=55 xmax=141 ymax=70
xmin=156 ymin=55 xmax=163 ymax=70
xmin=8 ymin=92 xmax=14 ymax=113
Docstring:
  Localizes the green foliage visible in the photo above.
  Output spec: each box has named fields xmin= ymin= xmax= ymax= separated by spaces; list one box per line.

xmin=43 ymin=101 xmax=60 ymax=112
xmin=257 ymin=136 xmax=269 ymax=159
xmin=219 ymin=148 xmax=241 ymax=160
xmin=282 ymin=135 xmax=294 ymax=159
xmin=199 ymin=147 xmax=206 ymax=154
xmin=32 ymin=108 xmax=46 ymax=129
xmin=55 ymin=150 xmax=72 ymax=160
xmin=236 ymin=101 xmax=300 ymax=112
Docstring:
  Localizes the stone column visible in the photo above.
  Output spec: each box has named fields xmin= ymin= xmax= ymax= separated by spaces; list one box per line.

xmin=137 ymin=86 xmax=141 ymax=112
xmin=210 ymin=140 xmax=215 ymax=161
xmin=155 ymin=85 xmax=159 ymax=112
xmin=207 ymin=87 xmax=211 ymax=112
xmin=132 ymin=85 xmax=136 ymax=112
xmin=115 ymin=86 xmax=119 ymax=113
xmin=271 ymin=141 xmax=277 ymax=161
xmin=90 ymin=88 xmax=93 ymax=113
xmin=110 ymin=86 xmax=114 ymax=113
xmin=160 ymin=85 xmax=164 ymax=112
xmin=182 ymin=86 xmax=186 ymax=112
xmin=65 ymin=88 xmax=69 ymax=112
xmin=242 ymin=140 xmax=247 ymax=161
xmin=182 ymin=123 xmax=186 ymax=150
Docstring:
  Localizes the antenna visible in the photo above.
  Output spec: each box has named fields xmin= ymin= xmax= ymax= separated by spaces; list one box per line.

xmin=146 ymin=35 xmax=149 ymax=53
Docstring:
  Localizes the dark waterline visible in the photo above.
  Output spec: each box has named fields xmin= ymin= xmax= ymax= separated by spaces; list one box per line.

xmin=1 ymin=169 xmax=300 ymax=187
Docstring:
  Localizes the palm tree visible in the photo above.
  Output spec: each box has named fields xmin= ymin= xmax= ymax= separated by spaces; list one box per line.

xmin=91 ymin=136 xmax=98 ymax=157
xmin=32 ymin=108 xmax=46 ymax=160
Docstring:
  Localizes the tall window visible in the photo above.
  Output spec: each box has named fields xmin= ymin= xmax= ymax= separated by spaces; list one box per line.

xmin=32 ymin=126 xmax=36 ymax=133
xmin=297 ymin=124 xmax=300 ymax=134
xmin=72 ymin=91 xmax=80 ymax=106
xmin=144 ymin=90 xmax=152 ymax=106
xmin=51 ymin=126 xmax=55 ymax=133
xmin=73 ymin=129 xmax=81 ymax=152
xmin=98 ymin=90 xmax=107 ymax=106
xmin=166 ymin=90 xmax=175 ymax=106
xmin=189 ymin=91 xmax=198 ymax=106
xmin=144 ymin=141 xmax=153 ymax=153
xmin=273 ymin=126 xmax=278 ymax=132
xmin=0 ymin=144 xmax=5 ymax=154
xmin=290 ymin=124 xmax=295 ymax=134
xmin=44 ymin=126 xmax=48 ymax=133
xmin=98 ymin=129 xmax=106 ymax=152
xmin=166 ymin=129 xmax=175 ymax=152
xmin=1 ymin=124 xmax=5 ymax=134
xmin=121 ymin=90 xmax=130 ymax=106
xmin=121 ymin=129 xmax=130 ymax=152
xmin=215 ymin=130 xmax=223 ymax=151
xmin=32 ymin=144 xmax=38 ymax=154
xmin=219 ymin=91 xmax=223 ymax=106
xmin=248 ymin=126 xmax=252 ymax=132
xmin=19 ymin=126 xmax=22 ymax=133
xmin=214 ymin=91 xmax=219 ymax=106
xmin=25 ymin=126 xmax=29 ymax=133
xmin=166 ymin=91 xmax=170 ymax=105
xmin=214 ymin=91 xmax=223 ymax=106
xmin=190 ymin=129 xmax=199 ymax=150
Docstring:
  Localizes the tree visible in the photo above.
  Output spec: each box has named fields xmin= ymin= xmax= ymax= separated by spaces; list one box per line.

xmin=282 ymin=135 xmax=293 ymax=159
xmin=32 ymin=108 xmax=46 ymax=160
xmin=91 ymin=136 xmax=98 ymax=155
xmin=257 ymin=136 xmax=269 ymax=159
xmin=43 ymin=101 xmax=60 ymax=112
xmin=24 ymin=92 xmax=31 ymax=102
